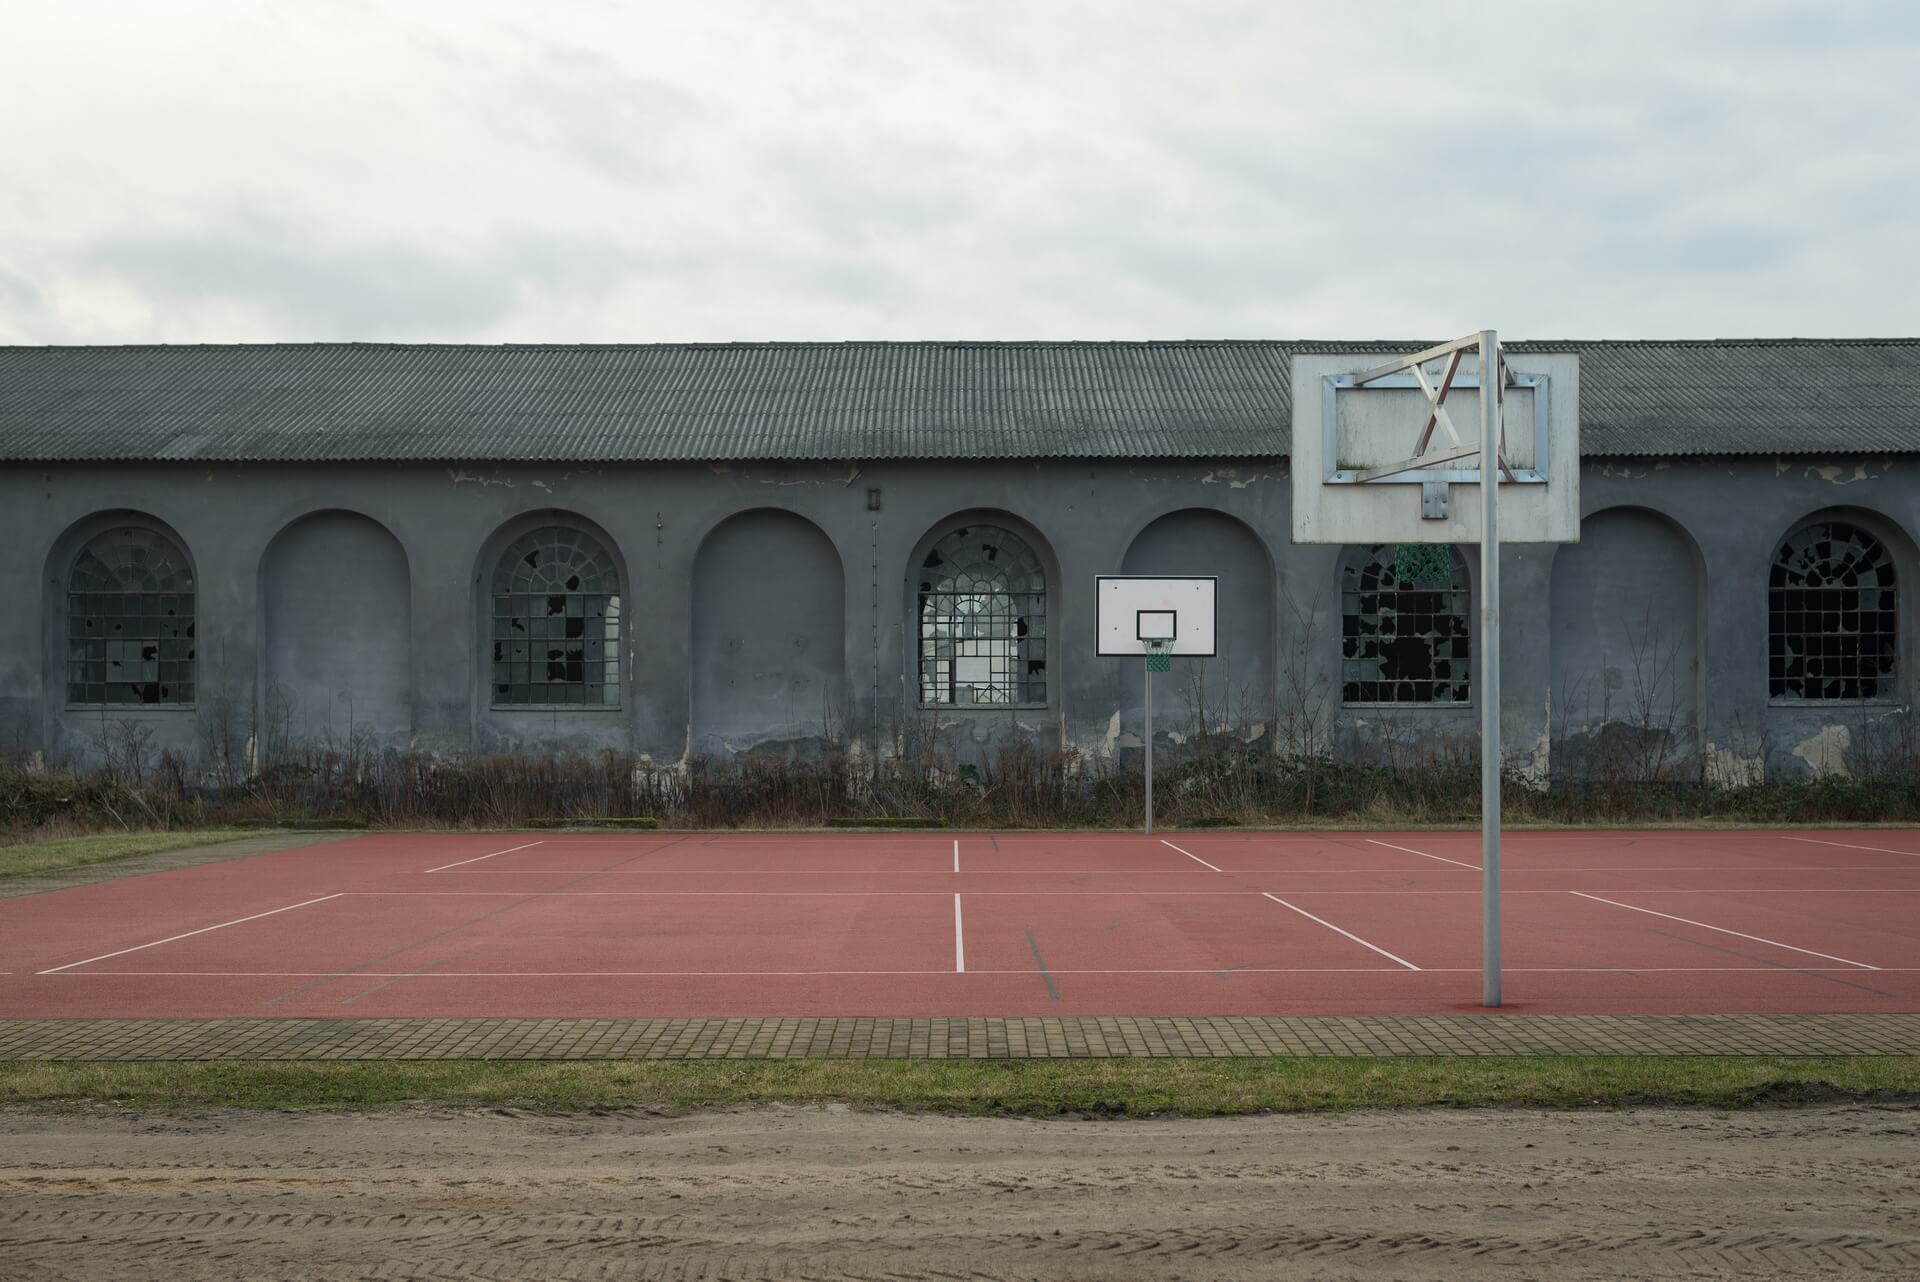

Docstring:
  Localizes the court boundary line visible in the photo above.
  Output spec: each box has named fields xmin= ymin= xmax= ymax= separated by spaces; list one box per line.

xmin=313 ymin=888 xmax=1920 ymax=898
xmin=1261 ymin=893 xmax=1421 ymax=970
xmin=1161 ymin=839 xmax=1223 ymax=872
xmin=1568 ymin=891 xmax=1883 ymax=970
xmin=1364 ymin=838 xmax=1481 ymax=870
xmin=1784 ymin=835 xmax=1920 ymax=859
xmin=423 ymin=840 xmax=546 ymax=873
xmin=43 ymin=965 xmax=1918 ymax=979
xmin=401 ymin=863 xmax=1920 ymax=875
xmin=36 ymin=894 xmax=347 ymax=975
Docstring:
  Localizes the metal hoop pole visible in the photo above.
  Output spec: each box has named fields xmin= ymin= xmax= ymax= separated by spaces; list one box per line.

xmin=1144 ymin=654 xmax=1154 ymax=835
xmin=1479 ymin=329 xmax=1503 ymax=1008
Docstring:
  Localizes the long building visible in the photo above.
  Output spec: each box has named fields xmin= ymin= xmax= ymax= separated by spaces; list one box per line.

xmin=2 ymin=339 xmax=1916 ymax=780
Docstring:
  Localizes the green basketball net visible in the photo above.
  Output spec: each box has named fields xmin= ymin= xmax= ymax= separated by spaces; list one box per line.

xmin=1144 ymin=641 xmax=1172 ymax=672
xmin=1394 ymin=543 xmax=1453 ymax=585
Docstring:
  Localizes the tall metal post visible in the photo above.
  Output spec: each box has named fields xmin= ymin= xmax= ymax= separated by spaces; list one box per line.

xmin=1143 ymin=658 xmax=1154 ymax=835
xmin=1478 ymin=330 xmax=1502 ymax=1008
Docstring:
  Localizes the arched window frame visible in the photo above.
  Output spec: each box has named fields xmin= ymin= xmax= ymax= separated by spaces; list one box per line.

xmin=1769 ymin=519 xmax=1898 ymax=702
xmin=65 ymin=525 xmax=197 ymax=708
xmin=489 ymin=524 xmax=623 ymax=708
xmin=915 ymin=523 xmax=1049 ymax=708
xmin=1339 ymin=543 xmax=1472 ymax=706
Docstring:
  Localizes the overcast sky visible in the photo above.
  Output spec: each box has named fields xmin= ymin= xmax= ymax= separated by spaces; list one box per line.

xmin=1 ymin=0 xmax=1914 ymax=344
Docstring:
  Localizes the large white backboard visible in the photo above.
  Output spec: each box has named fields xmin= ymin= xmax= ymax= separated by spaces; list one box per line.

xmin=1096 ymin=576 xmax=1217 ymax=656
xmin=1290 ymin=350 xmax=1580 ymax=544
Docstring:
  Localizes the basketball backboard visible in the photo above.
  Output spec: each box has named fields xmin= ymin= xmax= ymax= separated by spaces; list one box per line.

xmin=1096 ymin=576 xmax=1216 ymax=657
xmin=1290 ymin=336 xmax=1579 ymax=544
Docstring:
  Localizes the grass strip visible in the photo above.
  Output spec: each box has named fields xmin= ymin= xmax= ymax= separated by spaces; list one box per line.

xmin=0 ymin=830 xmax=253 ymax=880
xmin=2 ymin=1057 xmax=1914 ymax=1115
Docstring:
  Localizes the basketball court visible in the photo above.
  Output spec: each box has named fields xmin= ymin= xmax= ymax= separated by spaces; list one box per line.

xmin=1 ymin=828 xmax=1915 ymax=1020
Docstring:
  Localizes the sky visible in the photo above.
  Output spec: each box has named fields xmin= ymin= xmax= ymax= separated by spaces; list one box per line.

xmin=0 ymin=0 xmax=1914 ymax=344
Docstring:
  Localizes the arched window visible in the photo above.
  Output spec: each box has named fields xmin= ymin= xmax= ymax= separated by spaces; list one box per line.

xmin=917 ymin=524 xmax=1047 ymax=705
xmin=67 ymin=526 xmax=196 ymax=706
xmin=1770 ymin=521 xmax=1896 ymax=700
xmin=1340 ymin=544 xmax=1470 ymax=704
xmin=491 ymin=526 xmax=621 ymax=706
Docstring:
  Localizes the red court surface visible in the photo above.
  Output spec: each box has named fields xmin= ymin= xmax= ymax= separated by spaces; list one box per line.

xmin=1 ymin=829 xmax=1917 ymax=1018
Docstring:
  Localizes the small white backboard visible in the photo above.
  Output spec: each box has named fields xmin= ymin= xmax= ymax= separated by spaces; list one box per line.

xmin=1097 ymin=576 xmax=1217 ymax=656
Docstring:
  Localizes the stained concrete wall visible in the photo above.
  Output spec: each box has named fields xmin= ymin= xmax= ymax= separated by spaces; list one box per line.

xmin=1119 ymin=509 xmax=1275 ymax=747
xmin=1549 ymin=508 xmax=1703 ymax=780
xmin=261 ymin=511 xmax=412 ymax=750
xmin=0 ymin=454 xmax=1912 ymax=779
xmin=691 ymin=509 xmax=845 ymax=757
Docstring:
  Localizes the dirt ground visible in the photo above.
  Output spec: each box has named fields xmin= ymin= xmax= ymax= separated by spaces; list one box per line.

xmin=0 ymin=1103 xmax=1915 ymax=1280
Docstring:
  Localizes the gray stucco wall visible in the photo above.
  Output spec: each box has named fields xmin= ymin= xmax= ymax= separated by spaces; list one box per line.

xmin=1 ymin=454 xmax=1912 ymax=779
xmin=262 ymin=510 xmax=412 ymax=751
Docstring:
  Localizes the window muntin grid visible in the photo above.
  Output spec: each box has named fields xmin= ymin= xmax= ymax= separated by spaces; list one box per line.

xmin=917 ymin=525 xmax=1047 ymax=706
xmin=1341 ymin=544 xmax=1471 ymax=705
xmin=66 ymin=526 xmax=196 ymax=706
xmin=1769 ymin=521 xmax=1897 ymax=700
xmin=491 ymin=526 xmax=621 ymax=707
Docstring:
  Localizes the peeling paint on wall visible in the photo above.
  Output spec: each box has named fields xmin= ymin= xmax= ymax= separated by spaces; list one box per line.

xmin=1197 ymin=467 xmax=1280 ymax=489
xmin=1791 ymin=724 xmax=1852 ymax=777
xmin=1513 ymin=720 xmax=1551 ymax=789
xmin=1703 ymin=741 xmax=1764 ymax=787
xmin=446 ymin=466 xmax=516 ymax=488
xmin=1775 ymin=457 xmax=1894 ymax=484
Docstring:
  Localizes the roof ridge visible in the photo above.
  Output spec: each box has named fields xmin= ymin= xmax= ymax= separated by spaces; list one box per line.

xmin=5 ymin=337 xmax=1919 ymax=353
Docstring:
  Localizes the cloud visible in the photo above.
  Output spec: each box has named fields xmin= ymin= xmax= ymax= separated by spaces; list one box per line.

xmin=0 ymin=0 xmax=1914 ymax=341
xmin=80 ymin=209 xmax=641 ymax=338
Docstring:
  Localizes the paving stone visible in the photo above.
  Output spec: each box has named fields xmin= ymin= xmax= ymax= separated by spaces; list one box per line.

xmin=1 ymin=1014 xmax=1914 ymax=1060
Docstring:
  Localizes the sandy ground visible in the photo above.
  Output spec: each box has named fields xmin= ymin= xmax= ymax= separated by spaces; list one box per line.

xmin=0 ymin=1103 xmax=1915 ymax=1280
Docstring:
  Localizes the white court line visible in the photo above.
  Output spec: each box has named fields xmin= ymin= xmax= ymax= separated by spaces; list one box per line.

xmin=1365 ymin=838 xmax=1480 ymax=870
xmin=1783 ymin=836 xmax=1920 ymax=859
xmin=1161 ymin=840 xmax=1223 ymax=872
xmin=424 ymin=840 xmax=546 ymax=873
xmin=55 ymin=964 xmax=1915 ymax=979
xmin=953 ymin=839 xmax=960 ymax=873
xmin=36 ymin=894 xmax=346 ymax=975
xmin=408 ymin=862 xmax=1920 ymax=875
xmin=1261 ymin=893 xmax=1420 ymax=970
xmin=954 ymin=893 xmax=965 ymax=973
xmin=324 ymin=887 xmax=1920 ymax=897
xmin=1568 ymin=891 xmax=1882 ymax=969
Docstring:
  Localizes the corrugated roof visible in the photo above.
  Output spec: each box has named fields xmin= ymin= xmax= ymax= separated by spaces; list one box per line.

xmin=0 ymin=339 xmax=1915 ymax=463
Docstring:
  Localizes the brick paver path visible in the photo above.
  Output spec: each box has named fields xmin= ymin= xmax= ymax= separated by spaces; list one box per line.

xmin=0 ymin=1014 xmax=1914 ymax=1060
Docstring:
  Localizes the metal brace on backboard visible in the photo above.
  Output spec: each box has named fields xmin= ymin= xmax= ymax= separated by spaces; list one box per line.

xmin=1348 ymin=335 xmax=1518 ymax=514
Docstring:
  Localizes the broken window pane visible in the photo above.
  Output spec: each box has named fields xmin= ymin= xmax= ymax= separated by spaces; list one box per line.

xmin=1769 ymin=521 xmax=1896 ymax=700
xmin=1340 ymin=544 xmax=1471 ymax=705
xmin=492 ymin=526 xmax=621 ymax=707
xmin=66 ymin=526 xmax=196 ymax=706
xmin=918 ymin=526 xmax=1047 ymax=706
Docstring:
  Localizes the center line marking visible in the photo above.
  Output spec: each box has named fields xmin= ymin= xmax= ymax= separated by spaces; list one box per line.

xmin=1568 ymin=891 xmax=1882 ymax=969
xmin=1262 ymin=893 xmax=1421 ymax=970
xmin=954 ymin=893 xmax=966 ymax=973
xmin=424 ymin=840 xmax=546 ymax=873
xmin=1162 ymin=839 xmax=1223 ymax=872
xmin=953 ymin=839 xmax=960 ymax=874
xmin=1366 ymin=838 xmax=1481 ymax=870
xmin=37 ymin=894 xmax=346 ymax=975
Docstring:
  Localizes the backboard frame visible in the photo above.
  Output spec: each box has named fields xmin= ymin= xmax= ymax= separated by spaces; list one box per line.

xmin=1290 ymin=343 xmax=1580 ymax=545
xmin=1096 ymin=576 xmax=1217 ymax=657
